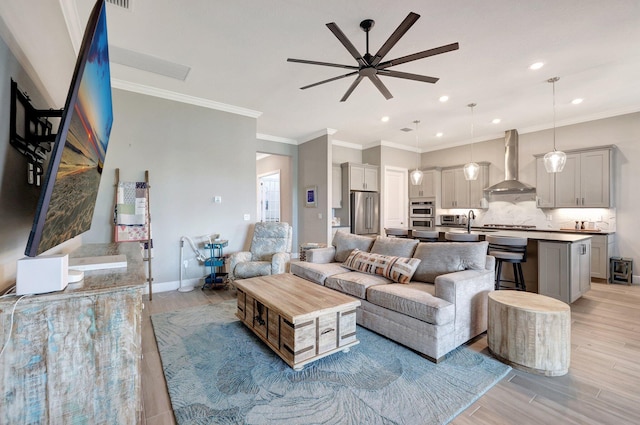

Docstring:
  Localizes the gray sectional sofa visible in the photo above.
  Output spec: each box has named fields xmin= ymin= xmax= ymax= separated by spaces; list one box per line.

xmin=290 ymin=231 xmax=495 ymax=362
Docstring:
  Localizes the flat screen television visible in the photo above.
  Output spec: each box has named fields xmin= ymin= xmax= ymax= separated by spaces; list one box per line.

xmin=25 ymin=0 xmax=113 ymax=257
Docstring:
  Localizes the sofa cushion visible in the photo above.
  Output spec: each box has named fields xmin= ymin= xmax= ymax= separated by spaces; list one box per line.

xmin=332 ymin=231 xmax=375 ymax=263
xmin=412 ymin=241 xmax=489 ymax=283
xmin=370 ymin=236 xmax=419 ymax=258
xmin=325 ymin=272 xmax=391 ymax=299
xmin=366 ymin=283 xmax=455 ymax=325
xmin=289 ymin=261 xmax=350 ymax=285
xmin=342 ymin=249 xmax=421 ymax=283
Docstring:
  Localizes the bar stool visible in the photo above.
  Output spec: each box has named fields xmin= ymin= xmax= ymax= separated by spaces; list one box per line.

xmin=486 ymin=235 xmax=528 ymax=291
xmin=411 ymin=230 xmax=439 ymax=242
xmin=385 ymin=228 xmax=409 ymax=238
xmin=444 ymin=232 xmax=480 ymax=242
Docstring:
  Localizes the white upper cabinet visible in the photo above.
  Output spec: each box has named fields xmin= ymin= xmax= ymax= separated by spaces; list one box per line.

xmin=535 ymin=157 xmax=555 ymax=208
xmin=441 ymin=164 xmax=489 ymax=209
xmin=409 ymin=169 xmax=437 ymax=198
xmin=343 ymin=162 xmax=379 ymax=192
xmin=540 ymin=147 xmax=613 ymax=208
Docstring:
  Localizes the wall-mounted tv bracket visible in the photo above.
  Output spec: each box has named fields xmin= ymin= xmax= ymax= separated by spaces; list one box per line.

xmin=9 ymin=79 xmax=63 ymax=186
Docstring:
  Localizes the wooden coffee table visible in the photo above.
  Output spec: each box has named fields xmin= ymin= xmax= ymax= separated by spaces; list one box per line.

xmin=234 ymin=274 xmax=361 ymax=370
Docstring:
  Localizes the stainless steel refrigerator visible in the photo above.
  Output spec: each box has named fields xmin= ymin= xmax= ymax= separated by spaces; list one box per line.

xmin=350 ymin=191 xmax=379 ymax=235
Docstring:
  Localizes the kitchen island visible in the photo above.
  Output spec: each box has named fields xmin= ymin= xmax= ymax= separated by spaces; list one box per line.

xmin=435 ymin=226 xmax=593 ymax=303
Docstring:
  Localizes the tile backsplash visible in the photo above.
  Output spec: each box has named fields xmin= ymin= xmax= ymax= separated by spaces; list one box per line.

xmin=441 ymin=193 xmax=616 ymax=232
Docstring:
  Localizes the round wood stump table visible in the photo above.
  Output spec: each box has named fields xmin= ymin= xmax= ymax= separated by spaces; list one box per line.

xmin=487 ymin=291 xmax=570 ymax=376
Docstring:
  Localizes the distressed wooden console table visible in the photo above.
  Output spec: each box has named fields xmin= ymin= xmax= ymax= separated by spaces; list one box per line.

xmin=0 ymin=242 xmax=146 ymax=423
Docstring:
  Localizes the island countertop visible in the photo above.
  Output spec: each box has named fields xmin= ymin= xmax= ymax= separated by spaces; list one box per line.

xmin=435 ymin=226 xmax=593 ymax=243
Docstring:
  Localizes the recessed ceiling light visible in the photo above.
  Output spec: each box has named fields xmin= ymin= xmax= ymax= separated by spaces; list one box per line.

xmin=381 ymin=116 xmax=390 ymax=122
xmin=436 ymin=132 xmax=443 ymax=137
xmin=571 ymin=98 xmax=583 ymax=105
xmin=439 ymin=95 xmax=449 ymax=103
xmin=529 ymin=62 xmax=544 ymax=70
xmin=492 ymin=118 xmax=501 ymax=124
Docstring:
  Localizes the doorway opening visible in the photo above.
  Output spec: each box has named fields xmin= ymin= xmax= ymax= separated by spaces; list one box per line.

xmin=258 ymin=171 xmax=281 ymax=222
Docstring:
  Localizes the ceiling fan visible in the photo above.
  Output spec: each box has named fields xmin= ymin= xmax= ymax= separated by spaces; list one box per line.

xmin=287 ymin=12 xmax=459 ymax=102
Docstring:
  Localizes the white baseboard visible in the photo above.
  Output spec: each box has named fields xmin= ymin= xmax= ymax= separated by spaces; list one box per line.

xmin=142 ymin=277 xmax=202 ymax=294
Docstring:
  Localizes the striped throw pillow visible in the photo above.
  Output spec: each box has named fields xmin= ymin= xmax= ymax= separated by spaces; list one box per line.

xmin=342 ymin=249 xmax=421 ymax=284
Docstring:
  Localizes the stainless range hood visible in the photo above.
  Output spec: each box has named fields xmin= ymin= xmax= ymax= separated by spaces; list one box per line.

xmin=485 ymin=129 xmax=536 ymax=193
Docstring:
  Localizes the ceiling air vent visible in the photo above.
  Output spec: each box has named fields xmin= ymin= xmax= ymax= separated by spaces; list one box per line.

xmin=107 ymin=0 xmax=131 ymax=10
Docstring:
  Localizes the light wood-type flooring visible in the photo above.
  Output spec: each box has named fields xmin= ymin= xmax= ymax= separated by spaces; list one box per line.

xmin=141 ymin=282 xmax=640 ymax=424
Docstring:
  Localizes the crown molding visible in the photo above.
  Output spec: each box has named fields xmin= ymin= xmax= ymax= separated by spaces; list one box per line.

xmin=331 ymin=139 xmax=362 ymax=150
xmin=111 ymin=78 xmax=262 ymax=118
xmin=256 ymin=133 xmax=297 ymax=145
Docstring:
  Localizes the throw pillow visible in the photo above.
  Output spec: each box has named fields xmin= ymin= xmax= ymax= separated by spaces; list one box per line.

xmin=342 ymin=249 xmax=421 ymax=284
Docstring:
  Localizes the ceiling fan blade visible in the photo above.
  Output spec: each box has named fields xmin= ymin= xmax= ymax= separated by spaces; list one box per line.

xmin=367 ymin=74 xmax=393 ymax=100
xmin=340 ymin=75 xmax=364 ymax=102
xmin=300 ymin=71 xmax=359 ymax=90
xmin=370 ymin=12 xmax=420 ymax=66
xmin=287 ymin=58 xmax=359 ymax=70
xmin=378 ymin=42 xmax=459 ymax=69
xmin=326 ymin=22 xmax=367 ymax=66
xmin=378 ymin=69 xmax=438 ymax=84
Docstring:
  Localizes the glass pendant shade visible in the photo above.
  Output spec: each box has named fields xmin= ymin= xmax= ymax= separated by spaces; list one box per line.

xmin=463 ymin=103 xmax=479 ymax=180
xmin=543 ymin=150 xmax=567 ymax=173
xmin=544 ymin=77 xmax=565 ymax=173
xmin=410 ymin=120 xmax=423 ymax=185
xmin=410 ymin=168 xmax=424 ymax=186
xmin=463 ymin=162 xmax=480 ymax=180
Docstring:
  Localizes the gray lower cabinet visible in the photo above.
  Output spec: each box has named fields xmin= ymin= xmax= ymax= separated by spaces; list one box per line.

xmin=538 ymin=239 xmax=591 ymax=303
xmin=590 ymin=234 xmax=615 ymax=280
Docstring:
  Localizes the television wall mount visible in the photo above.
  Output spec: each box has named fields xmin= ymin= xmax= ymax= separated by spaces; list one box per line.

xmin=9 ymin=79 xmax=63 ymax=185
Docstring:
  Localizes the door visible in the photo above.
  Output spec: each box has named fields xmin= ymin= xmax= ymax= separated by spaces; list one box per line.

xmin=554 ymin=153 xmax=580 ymax=207
xmin=257 ymin=171 xmax=280 ymax=222
xmin=536 ymin=157 xmax=555 ymax=207
xmin=384 ymin=167 xmax=408 ymax=230
xmin=581 ymin=150 xmax=610 ymax=207
xmin=441 ymin=169 xmax=456 ymax=208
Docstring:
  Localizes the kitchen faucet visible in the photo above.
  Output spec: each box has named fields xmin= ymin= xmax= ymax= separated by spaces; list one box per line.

xmin=467 ymin=210 xmax=476 ymax=233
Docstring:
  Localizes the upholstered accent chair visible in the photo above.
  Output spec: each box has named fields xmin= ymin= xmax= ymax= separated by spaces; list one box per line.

xmin=228 ymin=222 xmax=293 ymax=280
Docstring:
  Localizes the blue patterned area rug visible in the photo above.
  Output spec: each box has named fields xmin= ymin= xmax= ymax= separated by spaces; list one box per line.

xmin=151 ymin=300 xmax=510 ymax=425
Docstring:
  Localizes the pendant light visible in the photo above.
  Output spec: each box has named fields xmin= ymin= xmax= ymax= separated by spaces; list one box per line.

xmin=543 ymin=77 xmax=566 ymax=173
xmin=409 ymin=120 xmax=424 ymax=186
xmin=463 ymin=103 xmax=480 ymax=180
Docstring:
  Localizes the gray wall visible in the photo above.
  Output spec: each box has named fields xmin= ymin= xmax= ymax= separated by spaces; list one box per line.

xmin=298 ymin=134 xmax=330 ymax=244
xmin=82 ymin=89 xmax=262 ymax=287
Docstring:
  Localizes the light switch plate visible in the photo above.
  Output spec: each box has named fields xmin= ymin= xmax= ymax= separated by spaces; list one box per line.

xmin=243 ymin=214 xmax=250 ymax=221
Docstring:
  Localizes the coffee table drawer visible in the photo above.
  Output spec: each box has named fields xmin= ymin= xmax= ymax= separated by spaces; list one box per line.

xmin=280 ymin=318 xmax=316 ymax=364
xmin=318 ymin=313 xmax=338 ymax=353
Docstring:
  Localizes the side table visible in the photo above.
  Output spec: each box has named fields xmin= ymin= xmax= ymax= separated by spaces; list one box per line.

xmin=203 ymin=240 xmax=228 ymax=289
xmin=487 ymin=291 xmax=571 ymax=376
